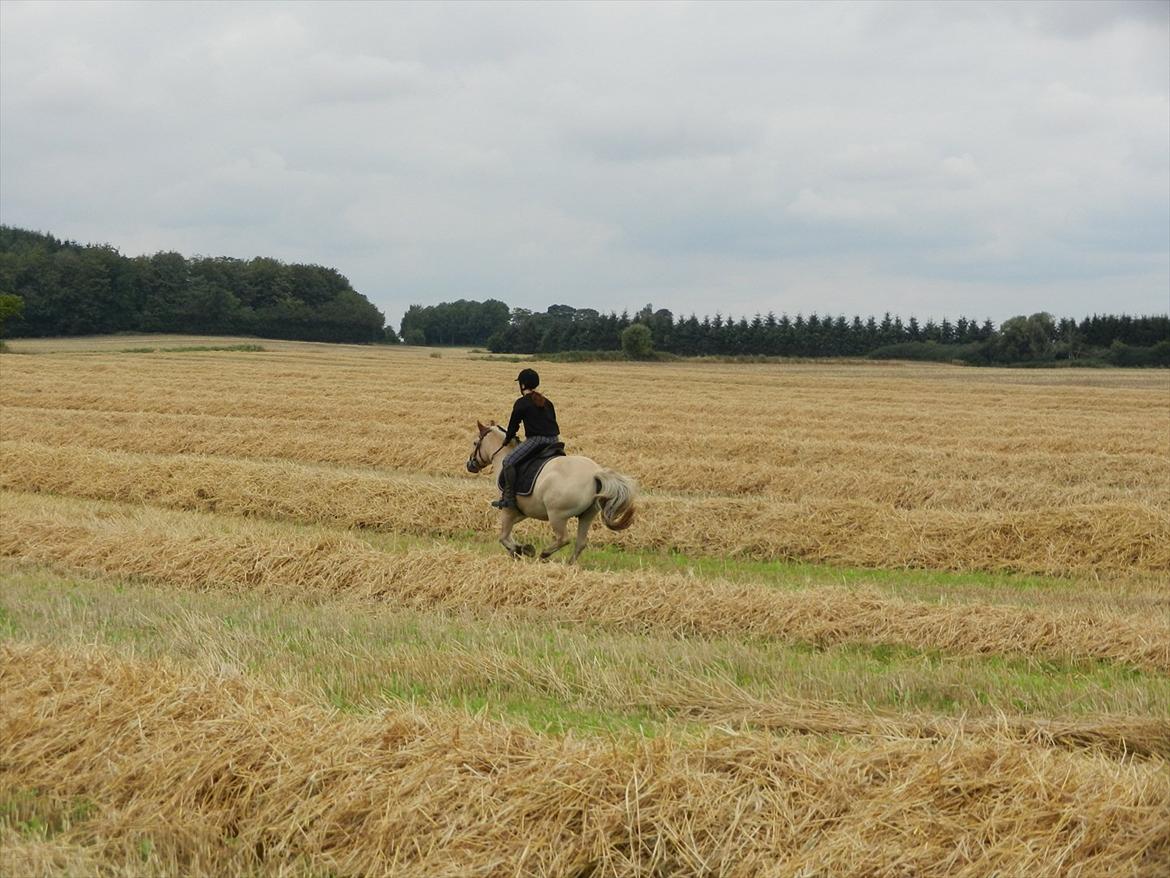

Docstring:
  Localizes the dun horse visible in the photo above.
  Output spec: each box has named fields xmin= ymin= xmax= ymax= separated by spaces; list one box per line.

xmin=466 ymin=421 xmax=636 ymax=561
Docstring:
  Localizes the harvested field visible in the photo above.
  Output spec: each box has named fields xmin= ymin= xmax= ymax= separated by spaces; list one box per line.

xmin=4 ymin=491 xmax=1169 ymax=670
xmin=4 ymin=563 xmax=1168 ymax=756
xmin=4 ymin=644 xmax=1169 ymax=878
xmin=4 ymin=438 xmax=1167 ymax=575
xmin=1 ymin=338 xmax=1167 ymax=876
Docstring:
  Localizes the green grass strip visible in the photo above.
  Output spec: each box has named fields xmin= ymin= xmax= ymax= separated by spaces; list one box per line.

xmin=3 ymin=562 xmax=1164 ymax=738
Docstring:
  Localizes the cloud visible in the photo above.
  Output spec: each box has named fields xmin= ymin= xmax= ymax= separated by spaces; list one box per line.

xmin=1 ymin=0 xmax=1166 ymax=325
xmin=787 ymin=189 xmax=899 ymax=223
xmin=940 ymin=154 xmax=979 ymax=185
xmin=564 ymin=102 xmax=758 ymax=162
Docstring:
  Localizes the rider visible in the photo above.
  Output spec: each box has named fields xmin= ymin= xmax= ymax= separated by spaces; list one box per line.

xmin=491 ymin=368 xmax=560 ymax=509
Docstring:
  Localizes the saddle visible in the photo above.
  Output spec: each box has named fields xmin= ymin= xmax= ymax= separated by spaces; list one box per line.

xmin=501 ymin=441 xmax=566 ymax=496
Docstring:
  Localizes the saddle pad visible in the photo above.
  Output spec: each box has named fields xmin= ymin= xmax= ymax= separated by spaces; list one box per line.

xmin=500 ymin=443 xmax=566 ymax=496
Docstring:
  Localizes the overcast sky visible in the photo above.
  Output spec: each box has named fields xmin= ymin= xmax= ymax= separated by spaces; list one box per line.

xmin=2 ymin=1 xmax=1167 ymax=327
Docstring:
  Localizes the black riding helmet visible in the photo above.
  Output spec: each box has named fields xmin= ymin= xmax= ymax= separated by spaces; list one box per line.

xmin=517 ymin=368 xmax=540 ymax=391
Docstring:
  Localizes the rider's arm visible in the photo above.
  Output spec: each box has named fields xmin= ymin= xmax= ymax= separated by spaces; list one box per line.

xmin=501 ymin=397 xmax=525 ymax=445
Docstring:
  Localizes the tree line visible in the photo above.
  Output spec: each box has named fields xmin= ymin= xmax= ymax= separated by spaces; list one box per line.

xmin=0 ymin=227 xmax=386 ymax=343
xmin=478 ymin=303 xmax=1167 ymax=366
xmin=398 ymin=299 xmax=510 ymax=347
xmin=3 ymin=224 xmax=1165 ymax=365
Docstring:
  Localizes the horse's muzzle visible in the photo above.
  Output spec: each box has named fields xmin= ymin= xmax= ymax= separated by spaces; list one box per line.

xmin=466 ymin=459 xmax=480 ymax=473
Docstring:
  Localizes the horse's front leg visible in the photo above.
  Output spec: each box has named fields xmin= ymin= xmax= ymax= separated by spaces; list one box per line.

xmin=498 ymin=508 xmax=531 ymax=557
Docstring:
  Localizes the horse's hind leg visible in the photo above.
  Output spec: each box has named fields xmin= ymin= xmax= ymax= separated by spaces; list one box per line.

xmin=569 ymin=505 xmax=599 ymax=563
xmin=539 ymin=515 xmax=571 ymax=560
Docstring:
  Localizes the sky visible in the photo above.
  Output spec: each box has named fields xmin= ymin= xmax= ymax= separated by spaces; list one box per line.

xmin=1 ymin=0 xmax=1167 ymax=328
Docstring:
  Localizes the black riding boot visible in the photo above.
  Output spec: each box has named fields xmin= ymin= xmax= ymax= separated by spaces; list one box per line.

xmin=491 ymin=464 xmax=517 ymax=509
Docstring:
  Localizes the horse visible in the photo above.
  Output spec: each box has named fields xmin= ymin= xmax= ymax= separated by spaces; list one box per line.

xmin=465 ymin=421 xmax=637 ymax=561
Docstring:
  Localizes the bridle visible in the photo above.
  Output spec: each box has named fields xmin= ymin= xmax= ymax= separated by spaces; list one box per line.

xmin=466 ymin=426 xmax=507 ymax=473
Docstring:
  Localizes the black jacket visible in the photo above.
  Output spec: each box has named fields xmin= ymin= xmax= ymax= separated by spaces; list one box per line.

xmin=502 ymin=393 xmax=559 ymax=444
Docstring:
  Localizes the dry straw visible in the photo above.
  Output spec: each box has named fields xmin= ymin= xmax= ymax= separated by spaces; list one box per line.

xmin=644 ymin=678 xmax=1170 ymax=761
xmin=5 ymin=348 xmax=1167 ymax=577
xmin=5 ymin=339 xmax=1169 ymax=877
xmin=3 ymin=439 xmax=1168 ymax=575
xmin=5 ymin=396 xmax=1168 ymax=505
xmin=4 ymin=350 xmax=1167 ymax=501
xmin=3 ymin=644 xmax=1168 ymax=878
xmin=0 ymin=641 xmax=1165 ymax=878
xmin=4 ymin=493 xmax=1168 ymax=671
xmin=2 ymin=555 xmax=1164 ymax=758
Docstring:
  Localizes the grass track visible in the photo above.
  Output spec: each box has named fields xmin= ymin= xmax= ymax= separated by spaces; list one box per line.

xmin=4 ymin=562 xmax=1167 ymax=752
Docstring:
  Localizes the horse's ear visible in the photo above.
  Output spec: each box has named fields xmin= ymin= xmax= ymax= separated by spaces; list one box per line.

xmin=476 ymin=420 xmax=489 ymax=436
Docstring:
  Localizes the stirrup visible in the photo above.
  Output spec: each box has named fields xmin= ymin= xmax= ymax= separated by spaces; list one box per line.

xmin=491 ymin=496 xmax=516 ymax=509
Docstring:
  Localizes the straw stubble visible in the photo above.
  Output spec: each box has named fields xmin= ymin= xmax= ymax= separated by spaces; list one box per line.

xmin=3 ymin=644 xmax=1168 ymax=878
xmin=3 ymin=493 xmax=1167 ymax=671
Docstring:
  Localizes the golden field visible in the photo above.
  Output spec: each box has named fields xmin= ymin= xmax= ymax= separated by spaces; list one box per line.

xmin=1 ymin=336 xmax=1168 ymax=876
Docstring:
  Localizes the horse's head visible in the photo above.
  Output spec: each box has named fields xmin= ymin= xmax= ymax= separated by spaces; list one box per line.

xmin=466 ymin=420 xmax=507 ymax=474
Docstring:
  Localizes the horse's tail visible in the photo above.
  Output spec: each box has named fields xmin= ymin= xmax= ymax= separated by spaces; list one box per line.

xmin=594 ymin=469 xmax=637 ymax=531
